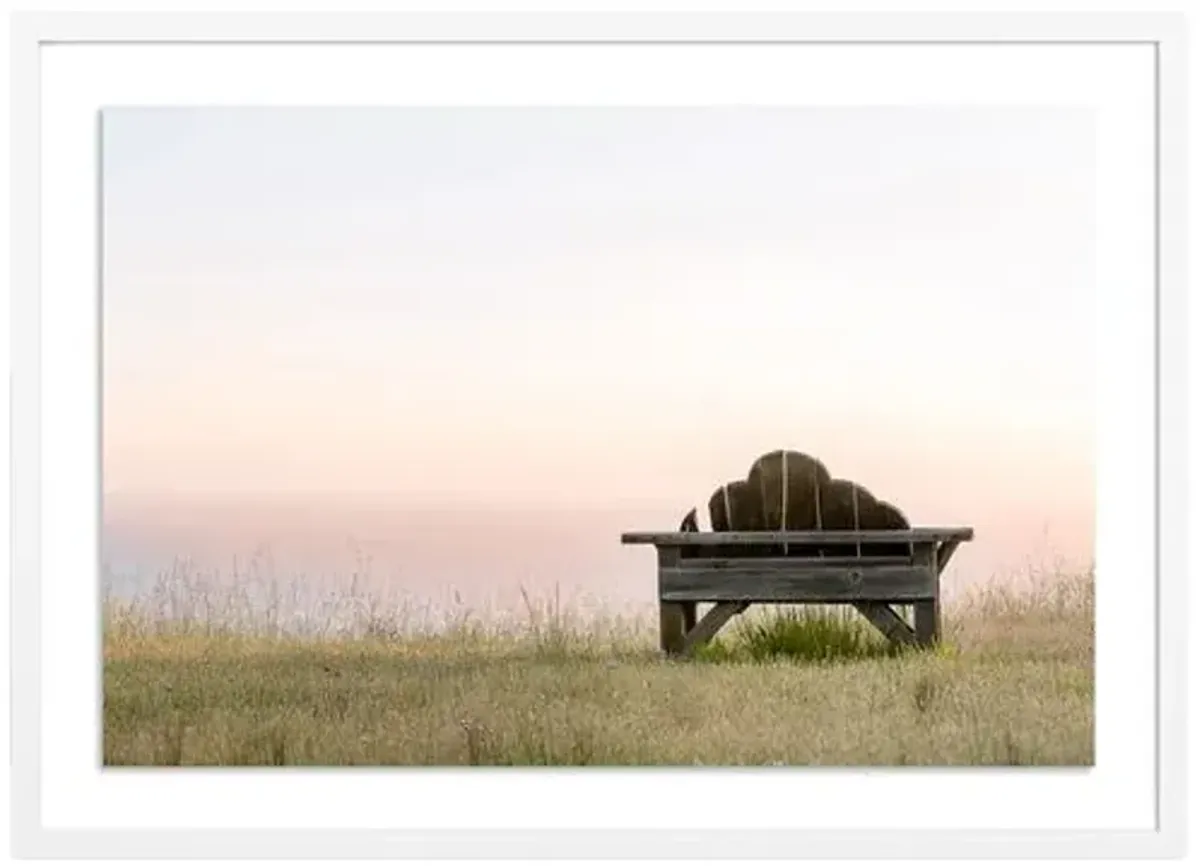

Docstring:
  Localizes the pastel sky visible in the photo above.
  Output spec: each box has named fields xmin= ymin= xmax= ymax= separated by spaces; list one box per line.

xmin=101 ymin=106 xmax=1096 ymax=595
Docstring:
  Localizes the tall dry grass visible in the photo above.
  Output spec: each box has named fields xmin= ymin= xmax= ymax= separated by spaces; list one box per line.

xmin=102 ymin=566 xmax=1093 ymax=766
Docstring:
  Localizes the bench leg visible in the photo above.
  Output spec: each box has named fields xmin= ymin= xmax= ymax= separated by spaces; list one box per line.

xmin=914 ymin=598 xmax=940 ymax=647
xmin=681 ymin=601 xmax=749 ymax=655
xmin=853 ymin=602 xmax=917 ymax=647
xmin=913 ymin=543 xmax=942 ymax=648
xmin=681 ymin=602 xmax=698 ymax=635
xmin=659 ymin=602 xmax=687 ymax=655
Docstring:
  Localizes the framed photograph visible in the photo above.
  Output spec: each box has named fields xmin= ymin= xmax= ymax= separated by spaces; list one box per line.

xmin=8 ymin=7 xmax=1188 ymax=860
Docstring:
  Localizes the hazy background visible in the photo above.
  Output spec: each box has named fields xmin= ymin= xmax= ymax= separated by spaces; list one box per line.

xmin=102 ymin=106 xmax=1095 ymax=623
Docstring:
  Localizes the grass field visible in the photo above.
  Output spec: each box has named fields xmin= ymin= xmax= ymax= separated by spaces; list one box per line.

xmin=102 ymin=570 xmax=1093 ymax=766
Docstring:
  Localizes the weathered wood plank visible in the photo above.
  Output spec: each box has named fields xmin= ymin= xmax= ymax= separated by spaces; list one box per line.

xmin=622 ymin=528 xmax=974 ymax=547
xmin=680 ymin=602 xmax=750 ymax=654
xmin=678 ymin=555 xmax=914 ymax=568
xmin=852 ymin=602 xmax=917 ymax=646
xmin=660 ymin=562 xmax=937 ymax=602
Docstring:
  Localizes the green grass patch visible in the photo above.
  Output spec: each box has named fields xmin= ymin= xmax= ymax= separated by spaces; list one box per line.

xmin=693 ymin=605 xmax=900 ymax=664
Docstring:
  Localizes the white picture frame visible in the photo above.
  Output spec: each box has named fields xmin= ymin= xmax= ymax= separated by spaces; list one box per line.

xmin=7 ymin=6 xmax=1189 ymax=860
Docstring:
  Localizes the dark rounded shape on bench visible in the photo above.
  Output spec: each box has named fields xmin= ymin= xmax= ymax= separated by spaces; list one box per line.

xmin=747 ymin=449 xmax=832 ymax=537
xmin=677 ymin=507 xmax=702 ymax=559
xmin=816 ymin=477 xmax=880 ymax=557
xmin=707 ymin=478 xmax=766 ymax=532
xmin=707 ymin=479 xmax=767 ymax=557
xmin=860 ymin=499 xmax=914 ymax=557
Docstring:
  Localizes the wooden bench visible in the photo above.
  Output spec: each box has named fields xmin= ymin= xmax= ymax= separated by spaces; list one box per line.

xmin=620 ymin=528 xmax=974 ymax=656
